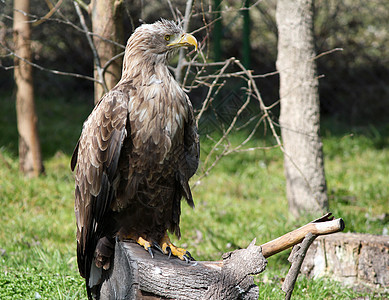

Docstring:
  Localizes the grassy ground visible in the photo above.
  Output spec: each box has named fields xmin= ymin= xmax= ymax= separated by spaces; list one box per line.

xmin=0 ymin=95 xmax=388 ymax=299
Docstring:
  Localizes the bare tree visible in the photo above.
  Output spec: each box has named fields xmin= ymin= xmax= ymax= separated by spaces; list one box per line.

xmin=13 ymin=0 xmax=44 ymax=177
xmin=276 ymin=0 xmax=328 ymax=217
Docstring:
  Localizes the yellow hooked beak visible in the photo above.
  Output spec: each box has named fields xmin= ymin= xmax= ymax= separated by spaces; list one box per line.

xmin=168 ymin=33 xmax=198 ymax=51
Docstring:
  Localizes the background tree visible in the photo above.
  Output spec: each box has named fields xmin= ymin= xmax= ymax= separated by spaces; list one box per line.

xmin=90 ymin=0 xmax=124 ymax=104
xmin=276 ymin=0 xmax=328 ymax=217
xmin=13 ymin=0 xmax=44 ymax=177
xmin=73 ymin=0 xmax=125 ymax=104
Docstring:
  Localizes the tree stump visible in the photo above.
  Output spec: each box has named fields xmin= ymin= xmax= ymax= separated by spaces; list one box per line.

xmin=98 ymin=239 xmax=267 ymax=299
xmin=301 ymin=232 xmax=389 ymax=287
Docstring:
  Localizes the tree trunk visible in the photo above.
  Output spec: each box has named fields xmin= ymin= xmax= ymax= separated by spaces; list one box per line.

xmin=90 ymin=0 xmax=124 ymax=104
xmin=276 ymin=0 xmax=328 ymax=217
xmin=13 ymin=0 xmax=44 ymax=177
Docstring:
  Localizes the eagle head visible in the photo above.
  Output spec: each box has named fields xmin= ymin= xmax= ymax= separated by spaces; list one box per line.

xmin=127 ymin=19 xmax=197 ymax=57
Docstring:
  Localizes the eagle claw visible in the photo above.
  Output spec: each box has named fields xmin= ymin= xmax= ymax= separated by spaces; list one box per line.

xmin=159 ymin=233 xmax=196 ymax=262
xmin=166 ymin=246 xmax=172 ymax=259
xmin=147 ymin=247 xmax=154 ymax=258
xmin=184 ymin=250 xmax=195 ymax=262
xmin=152 ymin=241 xmax=164 ymax=254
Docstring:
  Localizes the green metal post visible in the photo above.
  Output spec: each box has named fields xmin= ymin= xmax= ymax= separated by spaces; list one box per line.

xmin=242 ymin=0 xmax=251 ymax=68
xmin=214 ymin=0 xmax=222 ymax=61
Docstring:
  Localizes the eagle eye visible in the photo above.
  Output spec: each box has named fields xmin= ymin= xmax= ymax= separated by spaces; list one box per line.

xmin=164 ymin=35 xmax=171 ymax=42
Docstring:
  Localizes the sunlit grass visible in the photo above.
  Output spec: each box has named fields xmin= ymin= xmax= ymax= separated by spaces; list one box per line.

xmin=0 ymin=96 xmax=388 ymax=298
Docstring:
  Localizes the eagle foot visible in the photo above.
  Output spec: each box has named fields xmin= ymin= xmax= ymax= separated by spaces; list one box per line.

xmin=125 ymin=234 xmax=195 ymax=262
xmin=160 ymin=233 xmax=195 ymax=263
xmin=95 ymin=236 xmax=115 ymax=270
xmin=134 ymin=236 xmax=154 ymax=258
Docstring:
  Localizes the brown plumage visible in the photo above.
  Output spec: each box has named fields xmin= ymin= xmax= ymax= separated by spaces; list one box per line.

xmin=71 ymin=20 xmax=199 ymax=298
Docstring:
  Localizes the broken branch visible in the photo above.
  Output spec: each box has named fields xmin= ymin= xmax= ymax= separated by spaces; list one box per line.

xmin=260 ymin=215 xmax=344 ymax=258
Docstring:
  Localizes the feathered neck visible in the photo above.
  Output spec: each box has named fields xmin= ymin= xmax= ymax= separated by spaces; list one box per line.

xmin=118 ymin=35 xmax=171 ymax=87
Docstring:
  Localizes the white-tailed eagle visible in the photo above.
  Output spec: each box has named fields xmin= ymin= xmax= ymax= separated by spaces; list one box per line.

xmin=71 ymin=19 xmax=199 ymax=298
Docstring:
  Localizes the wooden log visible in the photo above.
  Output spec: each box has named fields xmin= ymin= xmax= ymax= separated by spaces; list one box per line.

xmin=301 ymin=232 xmax=389 ymax=287
xmin=98 ymin=239 xmax=267 ymax=300
xmin=96 ymin=214 xmax=344 ymax=299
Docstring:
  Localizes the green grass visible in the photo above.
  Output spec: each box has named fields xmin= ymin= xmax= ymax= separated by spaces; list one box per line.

xmin=0 ymin=95 xmax=388 ymax=299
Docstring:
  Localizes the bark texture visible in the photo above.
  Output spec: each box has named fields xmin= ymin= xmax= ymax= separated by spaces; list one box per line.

xmin=90 ymin=0 xmax=124 ymax=104
xmin=301 ymin=233 xmax=389 ymax=287
xmin=13 ymin=0 xmax=44 ymax=177
xmin=276 ymin=0 xmax=328 ymax=217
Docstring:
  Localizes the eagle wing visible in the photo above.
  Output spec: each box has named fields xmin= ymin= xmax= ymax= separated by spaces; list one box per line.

xmin=71 ymin=90 xmax=129 ymax=279
xmin=178 ymin=96 xmax=200 ymax=206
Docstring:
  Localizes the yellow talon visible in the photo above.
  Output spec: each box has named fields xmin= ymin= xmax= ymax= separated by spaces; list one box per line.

xmin=136 ymin=236 xmax=151 ymax=250
xmin=123 ymin=233 xmax=193 ymax=261
xmin=160 ymin=233 xmax=194 ymax=261
xmin=136 ymin=236 xmax=154 ymax=258
xmin=123 ymin=234 xmax=154 ymax=257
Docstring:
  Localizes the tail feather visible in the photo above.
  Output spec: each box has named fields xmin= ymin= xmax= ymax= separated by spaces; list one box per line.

xmin=88 ymin=262 xmax=103 ymax=290
xmin=180 ymin=177 xmax=194 ymax=208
